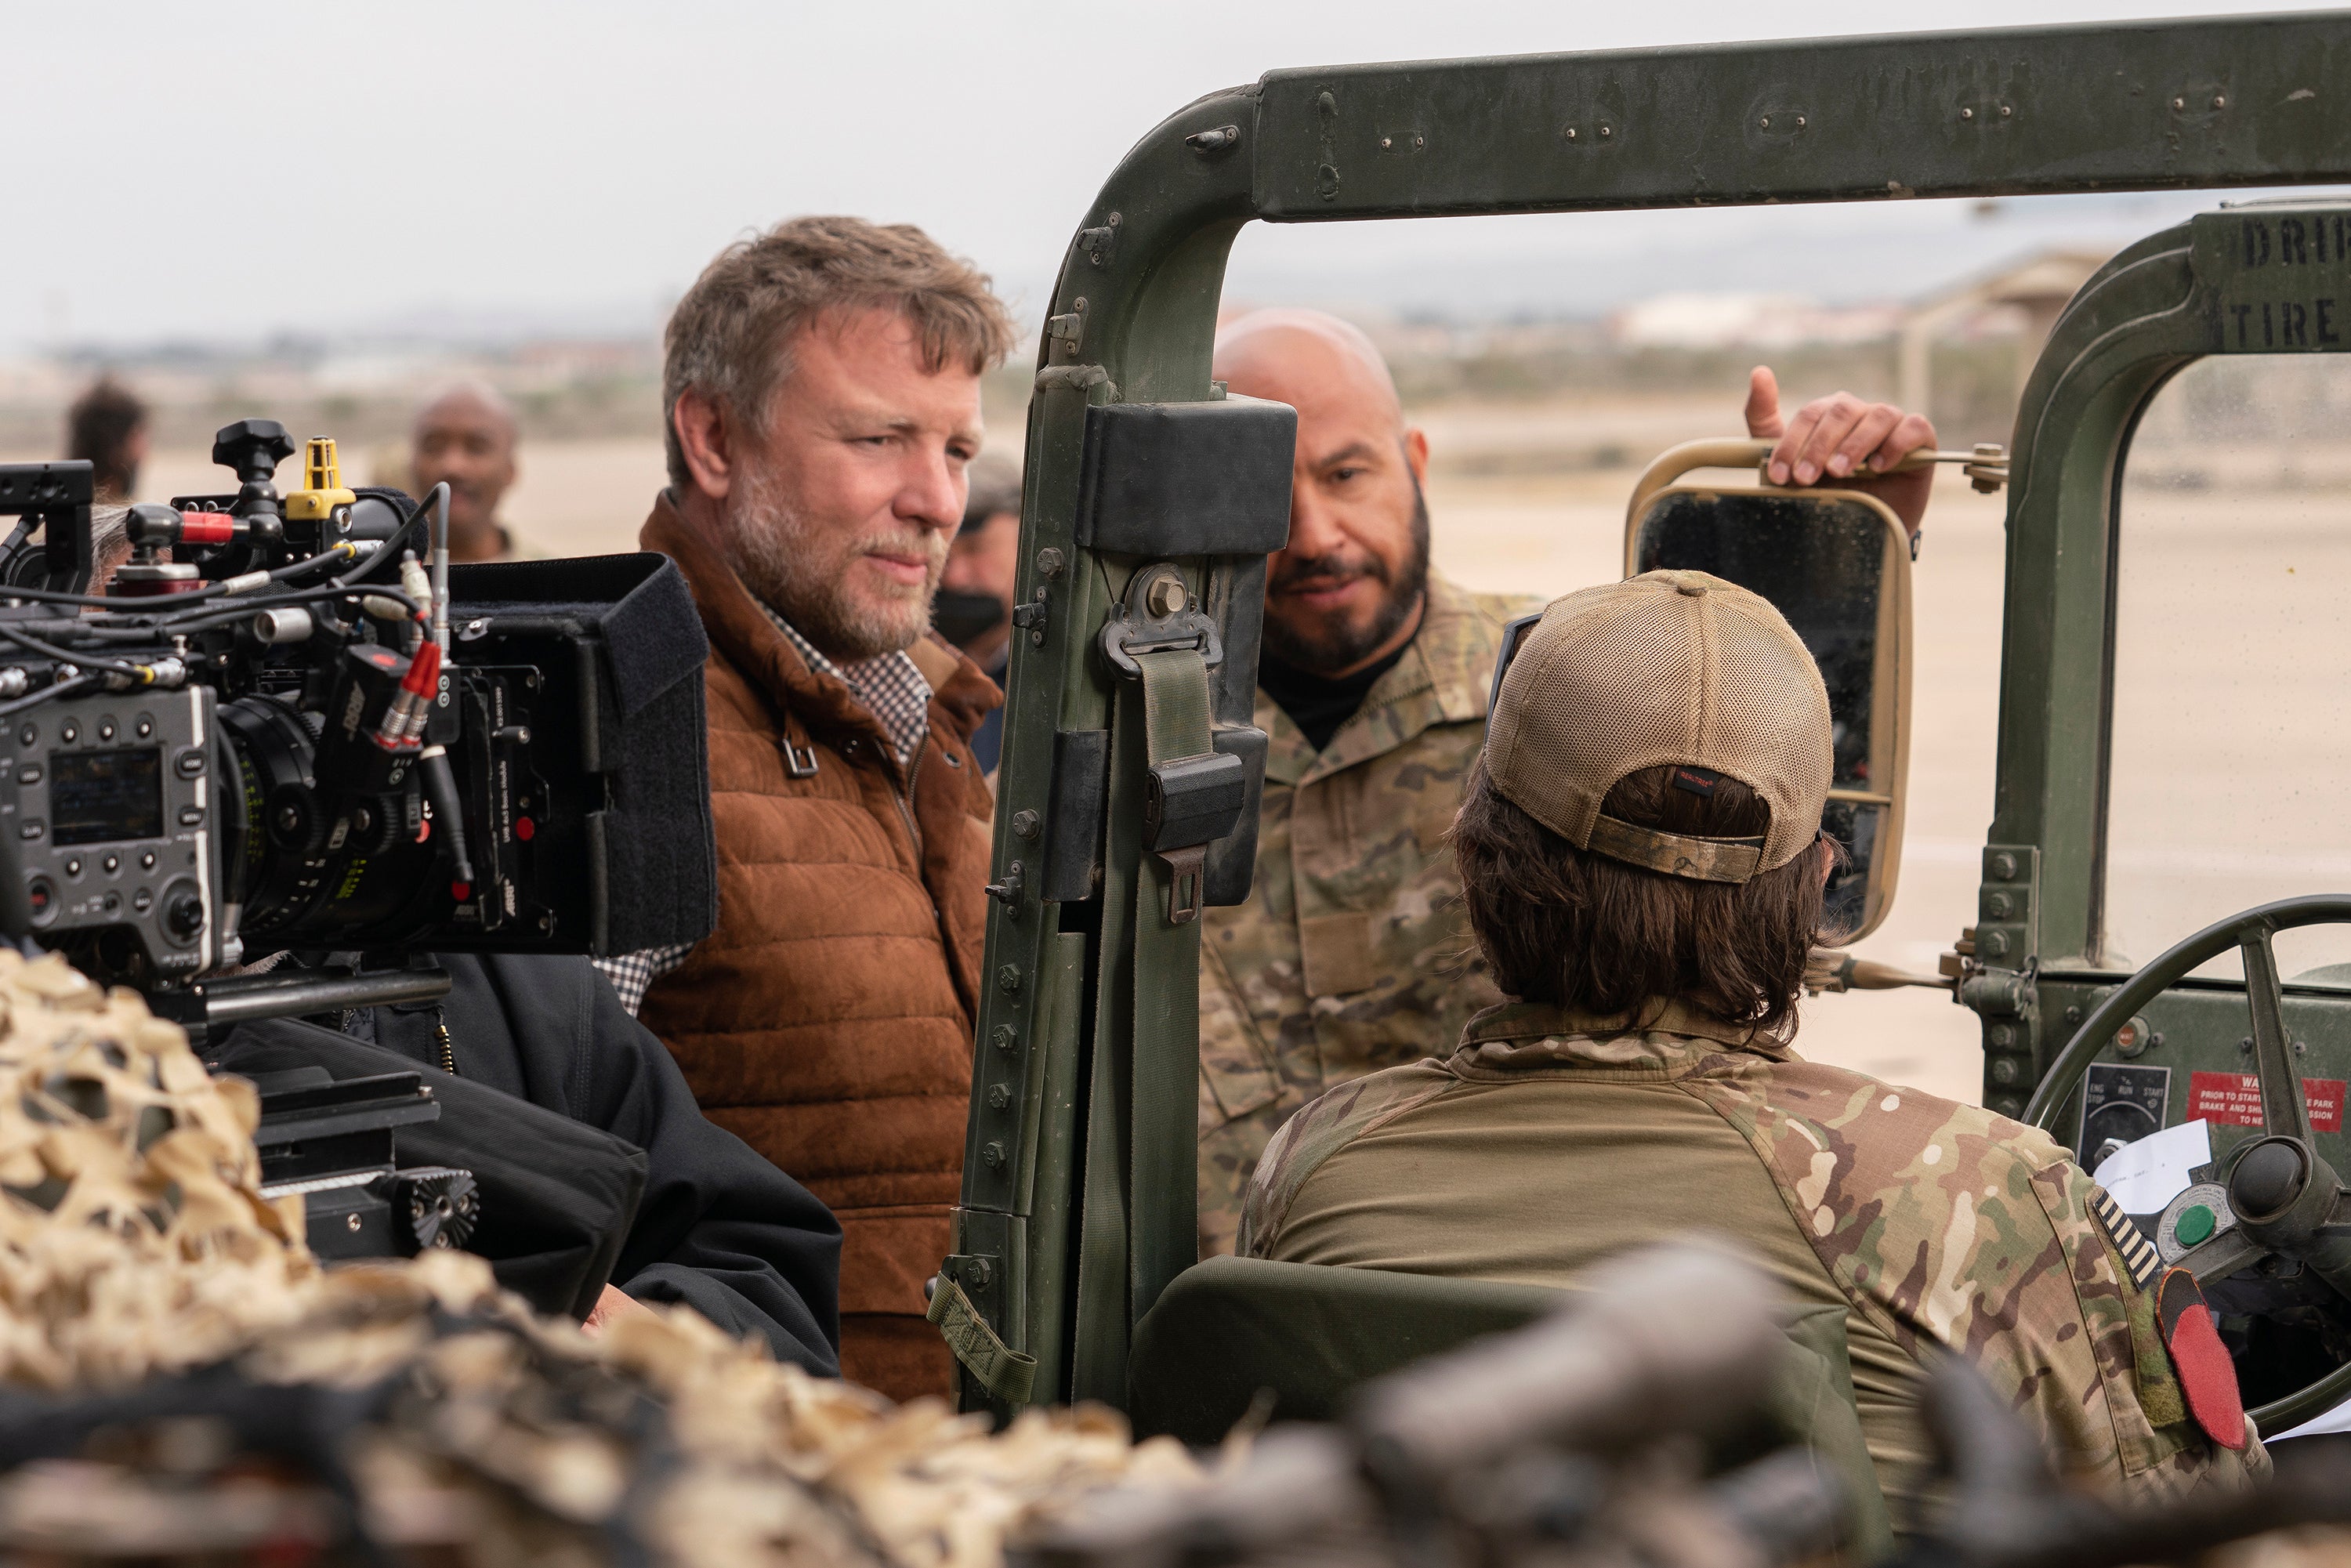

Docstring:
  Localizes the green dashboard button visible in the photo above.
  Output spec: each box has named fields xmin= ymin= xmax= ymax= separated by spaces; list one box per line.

xmin=2176 ymin=1204 xmax=2217 ymax=1246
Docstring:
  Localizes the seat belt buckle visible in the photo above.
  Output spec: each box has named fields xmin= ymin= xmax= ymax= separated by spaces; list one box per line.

xmin=1153 ymin=843 xmax=1208 ymax=925
xmin=1143 ymin=750 xmax=1245 ymax=925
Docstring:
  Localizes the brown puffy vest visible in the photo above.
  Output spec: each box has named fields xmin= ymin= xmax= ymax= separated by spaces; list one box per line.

xmin=636 ymin=495 xmax=998 ymax=1403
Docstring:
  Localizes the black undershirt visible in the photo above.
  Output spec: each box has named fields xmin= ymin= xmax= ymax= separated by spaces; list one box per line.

xmin=1259 ymin=637 xmax=1414 ymax=752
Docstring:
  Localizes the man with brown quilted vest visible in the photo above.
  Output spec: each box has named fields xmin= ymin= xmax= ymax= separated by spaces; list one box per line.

xmin=597 ymin=215 xmax=1016 ymax=1402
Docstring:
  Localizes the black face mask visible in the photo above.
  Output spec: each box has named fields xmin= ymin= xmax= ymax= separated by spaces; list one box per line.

xmin=930 ymin=588 xmax=1009 ymax=649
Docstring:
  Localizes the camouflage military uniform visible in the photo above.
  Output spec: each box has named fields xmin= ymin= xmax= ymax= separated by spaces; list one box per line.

xmin=1242 ymin=999 xmax=2267 ymax=1522
xmin=1198 ymin=574 xmax=1542 ymax=1255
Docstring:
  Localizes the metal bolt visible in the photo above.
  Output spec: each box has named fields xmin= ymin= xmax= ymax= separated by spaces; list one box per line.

xmin=1012 ymin=809 xmax=1041 ymax=841
xmin=1982 ymin=930 xmax=2009 ymax=958
xmin=2067 ymin=1006 xmax=2083 ymax=1025
xmin=2241 ymin=1036 xmax=2255 ymax=1054
xmin=1795 ymin=115 xmax=1807 ymax=129
xmin=1991 ymin=851 xmax=2018 ymax=880
xmin=346 ymin=1213 xmax=363 ymax=1233
xmin=964 ymin=1257 xmax=993 ymax=1287
xmin=1759 ymin=115 xmax=1770 ymax=129
xmin=2296 ymin=1040 xmax=2309 ymax=1056
xmin=1564 ymin=126 xmax=1578 ymax=140
xmin=1991 ymin=1058 xmax=2019 ymax=1084
xmin=1380 ymin=136 xmax=1393 ymax=148
xmin=987 ymin=1083 xmax=1011 ymax=1109
xmin=1986 ymin=892 xmax=2012 ymax=919
xmin=996 ymin=965 xmax=1022 ymax=994
xmin=1599 ymin=125 xmax=1611 ymax=139
xmin=992 ymin=1024 xmax=1017 ymax=1052
xmin=2173 ymin=96 xmax=2186 ymax=109
xmin=275 ymin=805 xmax=302 ymax=833
xmin=981 ymin=1141 xmax=1006 ymax=1169
xmin=1961 ymin=107 xmax=1975 ymax=121
xmin=1999 ymin=104 xmax=2012 ymax=118
xmin=1146 ymin=576 xmax=1189 ymax=618
xmin=1994 ymin=1096 xmax=2023 ymax=1117
xmin=1037 ymin=548 xmax=1064 ymax=578
xmin=2213 ymin=94 xmax=2227 ymax=109
xmin=1412 ymin=134 xmax=1424 ymax=148
xmin=1991 ymin=1024 xmax=2015 ymax=1048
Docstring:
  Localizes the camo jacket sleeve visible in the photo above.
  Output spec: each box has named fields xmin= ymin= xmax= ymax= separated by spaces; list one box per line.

xmin=1237 ymin=1060 xmax=1456 ymax=1258
xmin=1679 ymin=1055 xmax=2269 ymax=1498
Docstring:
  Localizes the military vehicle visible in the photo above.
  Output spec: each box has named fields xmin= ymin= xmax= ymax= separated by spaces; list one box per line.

xmin=944 ymin=8 xmax=2351 ymax=1465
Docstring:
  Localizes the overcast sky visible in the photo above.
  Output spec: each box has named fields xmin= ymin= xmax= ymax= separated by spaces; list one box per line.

xmin=7 ymin=1 xmax=2335 ymax=349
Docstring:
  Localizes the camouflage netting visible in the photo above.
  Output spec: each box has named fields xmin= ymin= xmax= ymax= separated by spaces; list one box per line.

xmin=0 ymin=951 xmax=1201 ymax=1564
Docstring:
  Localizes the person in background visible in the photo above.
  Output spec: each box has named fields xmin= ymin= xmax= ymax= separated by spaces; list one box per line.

xmin=1194 ymin=306 xmax=1940 ymax=1255
xmin=65 ymin=377 xmax=149 ymax=504
xmin=411 ymin=382 xmax=542 ymax=562
xmin=933 ymin=452 xmax=1023 ymax=772
xmin=605 ymin=215 xmax=1013 ymax=1403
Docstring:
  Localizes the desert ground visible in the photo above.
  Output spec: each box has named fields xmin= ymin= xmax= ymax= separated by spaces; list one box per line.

xmin=120 ymin=367 xmax=2351 ymax=1110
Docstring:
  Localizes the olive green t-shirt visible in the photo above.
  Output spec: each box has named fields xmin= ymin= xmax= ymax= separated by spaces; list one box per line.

xmin=1266 ymin=1063 xmax=1930 ymax=1517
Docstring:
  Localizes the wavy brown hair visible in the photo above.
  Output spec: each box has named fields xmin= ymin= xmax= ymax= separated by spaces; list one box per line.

xmin=1451 ymin=759 xmax=1828 ymax=1033
xmin=663 ymin=215 xmax=1016 ymax=487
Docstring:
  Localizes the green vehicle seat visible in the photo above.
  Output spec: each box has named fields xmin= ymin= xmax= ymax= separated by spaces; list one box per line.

xmin=1128 ymin=1255 xmax=1893 ymax=1559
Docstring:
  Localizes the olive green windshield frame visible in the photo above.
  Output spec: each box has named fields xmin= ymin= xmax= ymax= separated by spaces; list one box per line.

xmin=955 ymin=11 xmax=2351 ymax=1414
xmin=1972 ymin=200 xmax=2351 ymax=1119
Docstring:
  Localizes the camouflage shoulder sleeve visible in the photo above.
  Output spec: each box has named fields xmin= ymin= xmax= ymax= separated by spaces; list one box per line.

xmin=1238 ymin=1062 xmax=1457 ymax=1258
xmin=1679 ymin=1060 xmax=2267 ymax=1498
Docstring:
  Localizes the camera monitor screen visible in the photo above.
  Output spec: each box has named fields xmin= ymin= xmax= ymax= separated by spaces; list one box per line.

xmin=52 ymin=748 xmax=165 ymax=846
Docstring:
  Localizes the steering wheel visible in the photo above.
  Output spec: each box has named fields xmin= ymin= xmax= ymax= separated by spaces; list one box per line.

xmin=2024 ymin=894 xmax=2351 ymax=1433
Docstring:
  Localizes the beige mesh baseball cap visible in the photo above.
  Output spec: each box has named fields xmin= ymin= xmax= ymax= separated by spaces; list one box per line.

xmin=1484 ymin=570 xmax=1831 ymax=882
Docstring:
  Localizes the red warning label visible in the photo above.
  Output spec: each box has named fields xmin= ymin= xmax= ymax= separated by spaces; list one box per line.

xmin=2186 ymin=1070 xmax=2344 ymax=1133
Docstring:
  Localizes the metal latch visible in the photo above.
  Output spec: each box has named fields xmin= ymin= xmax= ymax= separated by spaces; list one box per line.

xmin=1099 ymin=564 xmax=1224 ymax=677
xmin=1143 ymin=751 xmax=1246 ymax=925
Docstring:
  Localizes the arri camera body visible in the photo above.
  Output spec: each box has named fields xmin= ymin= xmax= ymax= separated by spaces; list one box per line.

xmin=0 ymin=422 xmax=715 ymax=1025
xmin=0 ymin=422 xmax=715 ymax=1263
xmin=0 ymin=422 xmax=715 ymax=1261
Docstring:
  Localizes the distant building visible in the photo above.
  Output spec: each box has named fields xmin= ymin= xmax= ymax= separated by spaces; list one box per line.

xmin=1609 ymin=292 xmax=1904 ymax=349
xmin=1896 ymin=248 xmax=2113 ymax=418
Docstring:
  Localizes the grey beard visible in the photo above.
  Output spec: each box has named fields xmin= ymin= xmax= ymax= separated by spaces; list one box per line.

xmin=724 ymin=465 xmax=935 ymax=661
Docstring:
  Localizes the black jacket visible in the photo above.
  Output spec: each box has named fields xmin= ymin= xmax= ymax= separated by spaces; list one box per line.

xmin=208 ymin=953 xmax=840 ymax=1374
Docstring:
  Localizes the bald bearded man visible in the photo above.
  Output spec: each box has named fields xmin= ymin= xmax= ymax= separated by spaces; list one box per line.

xmin=410 ymin=382 xmax=544 ymax=563
xmin=1194 ymin=310 xmax=1940 ymax=1255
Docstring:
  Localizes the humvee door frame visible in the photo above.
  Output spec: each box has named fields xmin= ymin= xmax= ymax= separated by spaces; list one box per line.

xmin=954 ymin=13 xmax=2351 ymax=1415
xmin=1975 ymin=206 xmax=2351 ymax=1142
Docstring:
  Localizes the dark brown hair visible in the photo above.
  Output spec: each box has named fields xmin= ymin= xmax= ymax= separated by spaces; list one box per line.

xmin=65 ymin=378 xmax=147 ymax=502
xmin=662 ymin=215 xmax=1017 ymax=487
xmin=1451 ymin=760 xmax=1828 ymax=1033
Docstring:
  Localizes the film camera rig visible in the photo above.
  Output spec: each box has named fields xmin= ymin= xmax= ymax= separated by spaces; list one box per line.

xmin=0 ymin=420 xmax=716 ymax=1259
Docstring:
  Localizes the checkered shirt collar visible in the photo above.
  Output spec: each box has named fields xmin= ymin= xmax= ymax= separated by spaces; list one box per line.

xmin=761 ymin=603 xmax=933 ymax=770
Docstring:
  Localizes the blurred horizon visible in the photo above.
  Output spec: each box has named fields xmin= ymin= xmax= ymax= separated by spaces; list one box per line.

xmin=8 ymin=0 xmax=2339 ymax=357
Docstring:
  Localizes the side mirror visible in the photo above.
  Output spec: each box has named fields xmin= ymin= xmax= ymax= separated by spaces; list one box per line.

xmin=1624 ymin=440 xmax=1913 ymax=943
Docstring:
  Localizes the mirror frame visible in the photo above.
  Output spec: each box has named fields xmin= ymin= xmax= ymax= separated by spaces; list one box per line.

xmin=1621 ymin=438 xmax=1914 ymax=943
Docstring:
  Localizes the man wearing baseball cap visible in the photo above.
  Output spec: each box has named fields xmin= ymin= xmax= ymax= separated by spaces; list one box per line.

xmin=1240 ymin=570 xmax=2263 ymax=1526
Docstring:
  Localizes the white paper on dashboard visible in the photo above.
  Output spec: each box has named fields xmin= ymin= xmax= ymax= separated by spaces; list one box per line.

xmin=2274 ymin=1395 xmax=2351 ymax=1441
xmin=2090 ymin=1119 xmax=2213 ymax=1215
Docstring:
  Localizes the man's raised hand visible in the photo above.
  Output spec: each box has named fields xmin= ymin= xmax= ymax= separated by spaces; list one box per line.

xmin=1744 ymin=366 xmax=1937 ymax=537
